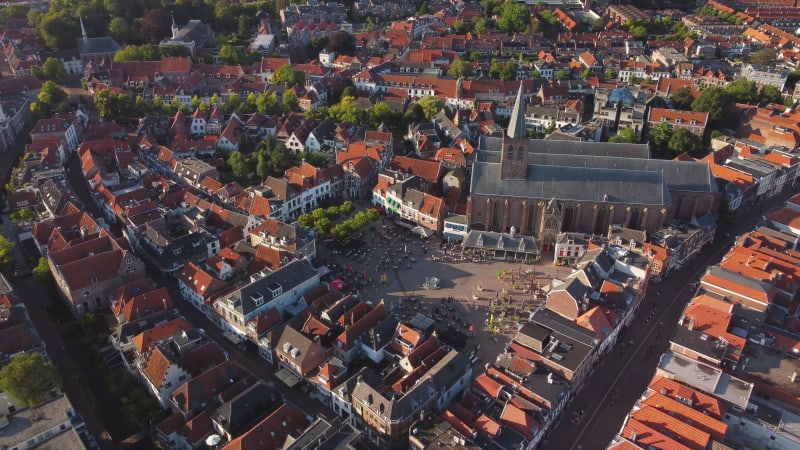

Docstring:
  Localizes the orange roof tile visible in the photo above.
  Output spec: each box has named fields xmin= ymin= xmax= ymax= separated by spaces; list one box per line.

xmin=648 ymin=375 xmax=724 ymax=418
xmin=632 ymin=406 xmax=710 ymax=449
xmin=500 ymin=402 xmax=540 ymax=441
xmin=132 ymin=318 xmax=192 ymax=354
xmin=142 ymin=346 xmax=173 ymax=388
xmin=641 ymin=392 xmax=727 ymax=442
xmin=622 ymin=417 xmax=686 ymax=450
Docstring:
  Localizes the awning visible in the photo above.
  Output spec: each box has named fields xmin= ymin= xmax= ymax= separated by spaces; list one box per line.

xmin=412 ymin=226 xmax=434 ymax=238
xmin=275 ymin=368 xmax=301 ymax=387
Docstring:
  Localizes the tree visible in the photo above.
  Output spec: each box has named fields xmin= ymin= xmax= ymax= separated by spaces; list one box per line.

xmin=327 ymin=30 xmax=356 ymax=56
xmin=227 ymin=151 xmax=248 ymax=182
xmin=256 ymin=147 xmax=271 ymax=180
xmin=749 ymin=48 xmax=777 ymax=67
xmin=0 ymin=353 xmax=60 ymax=406
xmin=632 ymin=25 xmax=647 ymax=41
xmin=592 ymin=17 xmax=608 ymax=32
xmin=224 ymin=93 xmax=240 ymax=113
xmin=114 ymin=44 xmax=161 ymax=62
xmin=33 ymin=57 xmax=66 ymax=82
xmin=9 ymin=207 xmax=34 ymax=225
xmin=140 ymin=8 xmax=172 ymax=44
xmin=256 ymin=92 xmax=278 ymax=115
xmin=472 ymin=17 xmax=488 ymax=35
xmin=368 ymin=101 xmax=392 ymax=128
xmin=692 ymin=86 xmax=731 ymax=122
xmin=37 ymin=81 xmax=66 ymax=109
xmin=39 ymin=15 xmax=77 ymax=50
xmin=417 ymin=95 xmax=443 ymax=121
xmin=448 ymin=58 xmax=473 ymax=79
xmin=497 ymin=1 xmax=531 ymax=34
xmin=108 ymin=17 xmax=133 ymax=43
xmin=282 ymin=90 xmax=298 ymax=112
xmin=218 ymin=44 xmax=241 ymax=65
xmin=453 ymin=19 xmax=469 ymax=34
xmin=760 ymin=85 xmax=783 ymax=104
xmin=605 ymin=69 xmax=617 ymax=80
xmin=649 ymin=121 xmax=672 ymax=155
xmin=609 ymin=126 xmax=638 ymax=143
xmin=271 ymin=64 xmax=304 ymax=86
xmin=668 ymin=128 xmax=703 ymax=156
xmin=328 ymin=96 xmax=365 ymax=124
xmin=32 ymin=257 xmax=51 ymax=285
xmin=725 ymin=79 xmax=759 ymax=104
xmin=670 ymin=87 xmax=695 ymax=110
xmin=581 ymin=68 xmax=591 ymax=79
xmin=556 ymin=69 xmax=568 ymax=81
xmin=500 ymin=60 xmax=518 ymax=81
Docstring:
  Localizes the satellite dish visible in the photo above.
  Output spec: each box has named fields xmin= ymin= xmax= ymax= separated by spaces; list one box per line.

xmin=205 ymin=435 xmax=221 ymax=446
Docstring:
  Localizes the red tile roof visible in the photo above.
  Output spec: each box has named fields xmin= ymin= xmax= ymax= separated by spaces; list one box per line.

xmin=390 ymin=156 xmax=442 ymax=183
xmin=143 ymin=346 xmax=173 ymax=389
xmin=132 ymin=318 xmax=192 ymax=354
xmin=641 ymin=392 xmax=727 ymax=442
xmin=648 ymin=375 xmax=724 ymax=418
xmin=221 ymin=404 xmax=310 ymax=450
xmin=500 ymin=402 xmax=540 ymax=441
xmin=631 ymin=405 xmax=710 ymax=450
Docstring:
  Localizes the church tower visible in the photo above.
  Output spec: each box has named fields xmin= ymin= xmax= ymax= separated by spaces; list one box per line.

xmin=501 ymin=82 xmax=529 ymax=180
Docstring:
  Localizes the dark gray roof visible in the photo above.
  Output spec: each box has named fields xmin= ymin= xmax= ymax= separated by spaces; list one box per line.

xmin=463 ymin=230 xmax=539 ymax=254
xmin=670 ymin=326 xmax=727 ymax=363
xmin=526 ymin=153 xmax=716 ymax=193
xmin=530 ymin=308 xmax=598 ymax=348
xmin=553 ymin=277 xmax=590 ymax=303
xmin=360 ymin=316 xmax=398 ymax=350
xmin=470 ymin=162 xmax=671 ymax=205
xmin=213 ymin=381 xmax=279 ymax=435
xmin=77 ymin=36 xmax=122 ymax=55
xmin=479 ymin=136 xmax=650 ymax=159
xmin=351 ymin=350 xmax=470 ymax=422
xmin=228 ymin=260 xmax=319 ymax=316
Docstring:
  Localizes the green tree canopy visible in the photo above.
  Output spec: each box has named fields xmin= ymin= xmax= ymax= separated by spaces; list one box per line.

xmin=32 ymin=57 xmax=66 ymax=82
xmin=649 ymin=121 xmax=672 ymax=155
xmin=448 ymin=58 xmax=473 ymax=79
xmin=271 ymin=64 xmax=305 ymax=86
xmin=760 ymin=85 xmax=783 ymax=105
xmin=218 ymin=44 xmax=241 ymax=65
xmin=32 ymin=257 xmax=51 ymax=286
xmin=417 ymin=95 xmax=444 ymax=121
xmin=256 ymin=92 xmax=279 ymax=115
xmin=0 ymin=235 xmax=14 ymax=268
xmin=227 ymin=151 xmax=248 ymax=183
xmin=692 ymin=86 xmax=731 ymax=122
xmin=37 ymin=81 xmax=66 ymax=109
xmin=609 ymin=126 xmax=638 ymax=143
xmin=282 ymin=90 xmax=298 ymax=112
xmin=497 ymin=1 xmax=531 ymax=34
xmin=668 ymin=128 xmax=703 ymax=157
xmin=669 ymin=86 xmax=695 ymax=110
xmin=0 ymin=353 xmax=60 ymax=406
xmin=749 ymin=48 xmax=777 ymax=67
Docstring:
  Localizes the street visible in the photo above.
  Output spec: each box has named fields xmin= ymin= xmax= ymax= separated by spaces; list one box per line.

xmin=542 ymin=189 xmax=798 ymax=450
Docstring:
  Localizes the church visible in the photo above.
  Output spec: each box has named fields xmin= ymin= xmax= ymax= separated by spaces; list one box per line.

xmin=467 ymin=83 xmax=720 ymax=247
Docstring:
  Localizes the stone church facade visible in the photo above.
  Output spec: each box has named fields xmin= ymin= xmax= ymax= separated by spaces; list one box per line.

xmin=467 ymin=84 xmax=719 ymax=243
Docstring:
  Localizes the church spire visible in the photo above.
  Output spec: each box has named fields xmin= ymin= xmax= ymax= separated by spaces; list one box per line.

xmin=171 ymin=13 xmax=179 ymax=40
xmin=507 ymin=81 xmax=526 ymax=139
xmin=80 ymin=16 xmax=87 ymax=41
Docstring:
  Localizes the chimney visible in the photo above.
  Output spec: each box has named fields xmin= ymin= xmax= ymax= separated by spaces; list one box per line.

xmin=631 ymin=429 xmax=637 ymax=442
xmin=687 ymin=317 xmax=695 ymax=331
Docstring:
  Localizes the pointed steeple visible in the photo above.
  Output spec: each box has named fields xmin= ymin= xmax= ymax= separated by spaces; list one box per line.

xmin=507 ymin=81 xmax=526 ymax=139
xmin=80 ymin=16 xmax=88 ymax=41
xmin=171 ymin=13 xmax=179 ymax=40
